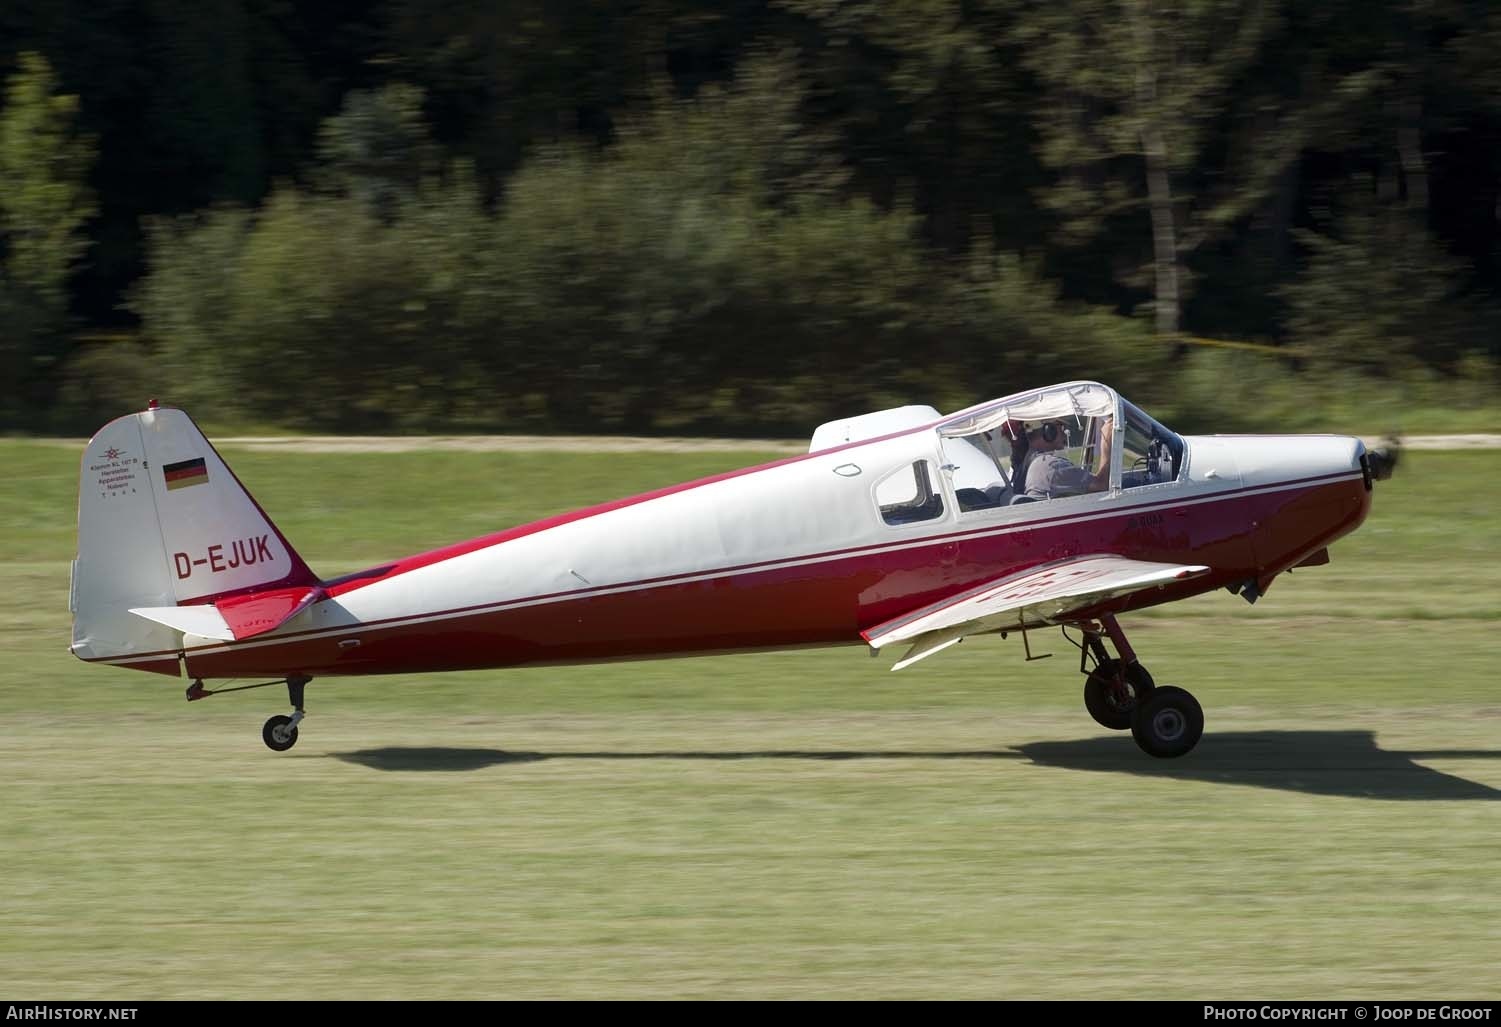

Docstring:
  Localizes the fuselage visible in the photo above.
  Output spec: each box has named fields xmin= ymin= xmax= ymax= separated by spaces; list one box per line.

xmin=176 ymin=419 xmax=1373 ymax=681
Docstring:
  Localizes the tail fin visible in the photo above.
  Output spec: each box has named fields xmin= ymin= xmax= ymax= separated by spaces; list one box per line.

xmin=71 ymin=404 xmax=319 ymax=675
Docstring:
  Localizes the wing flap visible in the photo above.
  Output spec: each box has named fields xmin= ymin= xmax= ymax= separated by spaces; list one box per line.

xmin=891 ymin=627 xmax=967 ymax=671
xmin=863 ymin=555 xmax=1210 ymax=669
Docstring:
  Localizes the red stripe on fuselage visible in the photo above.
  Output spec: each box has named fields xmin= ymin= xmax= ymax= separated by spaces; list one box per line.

xmin=318 ymin=429 xmax=942 ymax=600
xmin=86 ymin=654 xmax=183 ymax=677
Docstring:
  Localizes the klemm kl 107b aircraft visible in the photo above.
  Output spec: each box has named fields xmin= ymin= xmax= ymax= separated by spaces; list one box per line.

xmin=71 ymin=382 xmax=1396 ymax=758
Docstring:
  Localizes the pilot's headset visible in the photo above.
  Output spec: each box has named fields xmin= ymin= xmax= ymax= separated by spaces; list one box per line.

xmin=1038 ymin=420 xmax=1062 ymax=444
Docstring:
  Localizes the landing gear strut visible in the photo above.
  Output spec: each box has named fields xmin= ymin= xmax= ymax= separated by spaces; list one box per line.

xmin=184 ymin=674 xmax=315 ymax=752
xmin=262 ymin=676 xmax=310 ymax=752
xmin=1083 ymin=659 xmax=1154 ymax=731
xmin=1075 ymin=615 xmax=1203 ymax=758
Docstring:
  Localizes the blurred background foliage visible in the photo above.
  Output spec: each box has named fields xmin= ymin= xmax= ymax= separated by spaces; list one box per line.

xmin=2 ymin=0 xmax=1498 ymax=435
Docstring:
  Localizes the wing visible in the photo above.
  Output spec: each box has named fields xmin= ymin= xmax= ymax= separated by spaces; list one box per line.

xmin=862 ymin=555 xmax=1210 ymax=670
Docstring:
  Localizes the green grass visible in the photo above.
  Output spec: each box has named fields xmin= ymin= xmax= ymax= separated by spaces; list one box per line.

xmin=2 ymin=441 xmax=1499 ymax=998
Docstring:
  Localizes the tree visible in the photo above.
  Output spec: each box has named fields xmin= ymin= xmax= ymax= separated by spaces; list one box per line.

xmin=1013 ymin=0 xmax=1383 ymax=340
xmin=0 ymin=51 xmax=96 ymax=421
xmin=376 ymin=0 xmax=720 ymax=187
xmin=315 ymin=83 xmax=437 ymax=218
xmin=773 ymin=0 xmax=1047 ymax=254
xmin=1282 ymin=197 xmax=1494 ymax=375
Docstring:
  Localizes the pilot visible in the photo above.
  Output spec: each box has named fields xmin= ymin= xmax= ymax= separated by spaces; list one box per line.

xmin=1000 ymin=420 xmax=1031 ymax=491
xmin=1023 ymin=417 xmax=1113 ymax=499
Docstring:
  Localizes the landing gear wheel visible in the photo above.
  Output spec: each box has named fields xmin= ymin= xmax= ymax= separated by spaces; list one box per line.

xmin=1130 ymin=685 xmax=1204 ymax=759
xmin=1083 ymin=660 xmax=1155 ymax=730
xmin=262 ymin=714 xmax=299 ymax=752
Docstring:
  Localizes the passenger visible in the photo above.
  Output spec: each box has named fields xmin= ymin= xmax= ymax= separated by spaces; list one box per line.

xmin=1024 ymin=417 xmax=1113 ymax=499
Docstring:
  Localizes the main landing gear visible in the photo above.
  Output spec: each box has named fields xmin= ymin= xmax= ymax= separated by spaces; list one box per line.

xmin=186 ymin=674 xmax=313 ymax=752
xmin=1074 ymin=615 xmax=1203 ymax=758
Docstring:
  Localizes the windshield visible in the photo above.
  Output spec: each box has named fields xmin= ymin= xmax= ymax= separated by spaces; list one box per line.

xmin=1119 ymin=400 xmax=1184 ymax=489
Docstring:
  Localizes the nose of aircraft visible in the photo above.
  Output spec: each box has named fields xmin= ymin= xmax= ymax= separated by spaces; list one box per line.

xmin=1230 ymin=433 xmax=1370 ymax=490
xmin=1222 ymin=433 xmax=1378 ymax=604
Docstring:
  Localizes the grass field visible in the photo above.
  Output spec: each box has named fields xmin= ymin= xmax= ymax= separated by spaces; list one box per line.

xmin=2 ymin=440 xmax=1498 ymax=999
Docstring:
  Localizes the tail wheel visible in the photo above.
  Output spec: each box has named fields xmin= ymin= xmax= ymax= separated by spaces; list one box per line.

xmin=262 ymin=714 xmax=299 ymax=752
xmin=1130 ymin=685 xmax=1204 ymax=759
xmin=1083 ymin=659 xmax=1155 ymax=731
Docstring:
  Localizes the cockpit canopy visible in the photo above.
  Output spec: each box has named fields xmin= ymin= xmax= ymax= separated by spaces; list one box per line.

xmin=940 ymin=381 xmax=1118 ymax=438
xmin=937 ymin=381 xmax=1183 ymax=509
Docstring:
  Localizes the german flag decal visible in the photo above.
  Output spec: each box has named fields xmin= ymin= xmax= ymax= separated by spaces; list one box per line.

xmin=163 ymin=456 xmax=209 ymax=491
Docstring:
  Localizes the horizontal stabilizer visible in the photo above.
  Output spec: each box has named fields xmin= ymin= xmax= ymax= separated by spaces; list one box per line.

xmin=132 ymin=585 xmax=324 ymax=643
xmin=129 ymin=604 xmax=235 ymax=641
xmin=215 ymin=585 xmax=325 ymax=640
xmin=864 ymin=555 xmax=1210 ymax=670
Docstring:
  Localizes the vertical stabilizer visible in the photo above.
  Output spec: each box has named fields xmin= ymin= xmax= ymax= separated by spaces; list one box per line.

xmin=72 ymin=405 xmax=318 ymax=675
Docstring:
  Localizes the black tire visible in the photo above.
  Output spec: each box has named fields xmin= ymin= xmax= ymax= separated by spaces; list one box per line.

xmin=262 ymin=714 xmax=299 ymax=752
xmin=1130 ymin=685 xmax=1204 ymax=759
xmin=1083 ymin=659 xmax=1155 ymax=731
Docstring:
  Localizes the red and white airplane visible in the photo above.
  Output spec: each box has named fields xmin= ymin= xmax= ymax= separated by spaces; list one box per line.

xmin=71 ymin=381 xmax=1395 ymax=758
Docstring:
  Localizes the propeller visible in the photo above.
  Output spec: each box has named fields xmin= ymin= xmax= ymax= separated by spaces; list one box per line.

xmin=1365 ymin=433 xmax=1403 ymax=482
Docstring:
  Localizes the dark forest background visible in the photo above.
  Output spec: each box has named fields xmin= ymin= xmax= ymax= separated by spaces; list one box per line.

xmin=2 ymin=0 xmax=1498 ymax=434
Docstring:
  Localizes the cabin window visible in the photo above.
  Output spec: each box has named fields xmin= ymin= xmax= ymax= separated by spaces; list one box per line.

xmin=875 ymin=460 xmax=944 ymax=526
xmin=941 ymin=432 xmax=1015 ymax=511
xmin=1009 ymin=416 xmax=1112 ymax=502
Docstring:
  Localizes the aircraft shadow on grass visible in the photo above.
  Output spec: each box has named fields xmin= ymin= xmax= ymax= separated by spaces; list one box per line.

xmin=333 ymin=730 xmax=1501 ymax=800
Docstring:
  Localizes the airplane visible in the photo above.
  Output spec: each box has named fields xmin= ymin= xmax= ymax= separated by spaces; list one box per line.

xmin=70 ymin=381 xmax=1397 ymax=759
